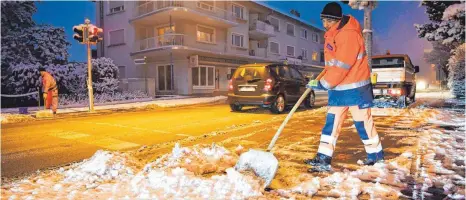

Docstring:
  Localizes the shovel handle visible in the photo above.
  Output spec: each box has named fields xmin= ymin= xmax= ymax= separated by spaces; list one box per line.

xmin=266 ymin=69 xmax=327 ymax=152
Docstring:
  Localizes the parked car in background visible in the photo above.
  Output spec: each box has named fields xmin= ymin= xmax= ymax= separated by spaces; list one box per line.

xmin=227 ymin=63 xmax=321 ymax=114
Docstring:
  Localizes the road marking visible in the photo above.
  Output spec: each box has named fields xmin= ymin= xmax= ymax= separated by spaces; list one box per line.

xmin=49 ymin=131 xmax=90 ymax=139
xmin=86 ymin=138 xmax=140 ymax=150
xmin=48 ymin=131 xmax=140 ymax=151
xmin=69 ymin=120 xmax=171 ymax=134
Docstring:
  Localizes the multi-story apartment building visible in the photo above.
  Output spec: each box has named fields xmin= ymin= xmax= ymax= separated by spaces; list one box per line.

xmin=96 ymin=1 xmax=325 ymax=96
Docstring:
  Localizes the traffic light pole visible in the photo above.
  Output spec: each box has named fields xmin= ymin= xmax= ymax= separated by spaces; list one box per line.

xmin=84 ymin=19 xmax=95 ymax=112
xmin=87 ymin=40 xmax=95 ymax=112
xmin=74 ymin=18 xmax=103 ymax=112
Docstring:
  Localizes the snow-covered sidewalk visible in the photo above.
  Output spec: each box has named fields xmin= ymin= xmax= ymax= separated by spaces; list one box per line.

xmin=0 ymin=96 xmax=227 ymax=124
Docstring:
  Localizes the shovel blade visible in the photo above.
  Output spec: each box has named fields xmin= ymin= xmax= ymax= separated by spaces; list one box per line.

xmin=234 ymin=149 xmax=278 ymax=188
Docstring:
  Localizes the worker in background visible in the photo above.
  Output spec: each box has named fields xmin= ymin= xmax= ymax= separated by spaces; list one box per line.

xmin=305 ymin=2 xmax=384 ymax=172
xmin=39 ymin=67 xmax=58 ymax=115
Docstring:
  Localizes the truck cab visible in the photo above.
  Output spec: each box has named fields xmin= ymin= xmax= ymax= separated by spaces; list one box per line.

xmin=371 ymin=53 xmax=420 ymax=107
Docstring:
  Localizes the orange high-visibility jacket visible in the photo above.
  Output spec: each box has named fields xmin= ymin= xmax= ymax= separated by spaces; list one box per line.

xmin=42 ymin=72 xmax=58 ymax=97
xmin=320 ymin=15 xmax=373 ymax=108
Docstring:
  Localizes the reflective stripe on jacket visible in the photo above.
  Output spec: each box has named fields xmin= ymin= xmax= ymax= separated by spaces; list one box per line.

xmin=320 ymin=15 xmax=373 ymax=108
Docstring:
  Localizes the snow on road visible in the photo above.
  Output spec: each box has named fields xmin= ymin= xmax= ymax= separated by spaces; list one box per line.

xmin=2 ymin=99 xmax=464 ymax=199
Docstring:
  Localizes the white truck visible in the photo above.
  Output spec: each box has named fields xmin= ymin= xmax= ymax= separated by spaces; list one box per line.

xmin=371 ymin=53 xmax=420 ymax=107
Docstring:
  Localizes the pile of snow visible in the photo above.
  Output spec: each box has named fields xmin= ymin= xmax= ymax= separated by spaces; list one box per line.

xmin=152 ymin=96 xmax=227 ymax=108
xmin=0 ymin=113 xmax=34 ymax=124
xmin=2 ymin=143 xmax=264 ymax=199
xmin=61 ymin=150 xmax=140 ymax=188
xmin=146 ymin=143 xmax=238 ymax=175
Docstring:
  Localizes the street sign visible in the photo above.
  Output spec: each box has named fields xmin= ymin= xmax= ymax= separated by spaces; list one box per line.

xmin=134 ymin=56 xmax=147 ymax=65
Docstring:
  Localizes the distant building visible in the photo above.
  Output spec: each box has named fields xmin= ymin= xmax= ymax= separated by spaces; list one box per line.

xmin=95 ymin=1 xmax=325 ymax=96
xmin=429 ymin=64 xmax=447 ymax=89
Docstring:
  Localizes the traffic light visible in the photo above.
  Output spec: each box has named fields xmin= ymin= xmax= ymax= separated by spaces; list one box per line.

xmin=73 ymin=25 xmax=87 ymax=43
xmin=88 ymin=25 xmax=103 ymax=44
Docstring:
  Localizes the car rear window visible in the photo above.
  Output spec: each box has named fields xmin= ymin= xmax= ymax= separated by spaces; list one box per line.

xmin=232 ymin=67 xmax=266 ymax=81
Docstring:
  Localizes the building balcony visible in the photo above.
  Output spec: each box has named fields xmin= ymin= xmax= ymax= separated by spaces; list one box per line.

xmin=133 ymin=33 xmax=278 ymax=63
xmin=249 ymin=19 xmax=275 ymax=40
xmin=131 ymin=1 xmax=238 ymax=28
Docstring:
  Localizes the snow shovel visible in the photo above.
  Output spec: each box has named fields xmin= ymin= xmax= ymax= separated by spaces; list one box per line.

xmin=36 ymin=91 xmax=54 ymax=118
xmin=235 ymin=69 xmax=327 ymax=189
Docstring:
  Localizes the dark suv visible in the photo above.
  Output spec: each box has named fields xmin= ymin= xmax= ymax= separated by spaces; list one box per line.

xmin=227 ymin=63 xmax=317 ymax=114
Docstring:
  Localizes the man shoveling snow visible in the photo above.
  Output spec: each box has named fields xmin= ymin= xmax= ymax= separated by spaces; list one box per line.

xmin=305 ymin=2 xmax=384 ymax=172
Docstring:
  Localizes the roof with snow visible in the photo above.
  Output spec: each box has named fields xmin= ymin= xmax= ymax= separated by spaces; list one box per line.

xmin=252 ymin=1 xmax=325 ymax=32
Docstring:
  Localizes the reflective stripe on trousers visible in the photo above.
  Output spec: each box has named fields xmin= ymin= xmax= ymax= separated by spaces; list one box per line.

xmin=316 ymin=106 xmax=384 ymax=160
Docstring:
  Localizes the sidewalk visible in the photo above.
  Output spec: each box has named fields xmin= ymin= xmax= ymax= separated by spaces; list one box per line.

xmin=1 ymin=96 xmax=227 ymax=114
xmin=1 ymin=96 xmax=227 ymax=124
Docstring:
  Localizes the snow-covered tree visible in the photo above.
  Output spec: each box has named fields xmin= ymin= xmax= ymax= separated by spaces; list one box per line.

xmin=2 ymin=25 xmax=70 ymax=67
xmin=415 ymin=1 xmax=465 ymax=47
xmin=1 ymin=1 xmax=36 ymax=36
xmin=447 ymin=44 xmax=465 ymax=98
xmin=1 ymin=2 xmax=70 ymax=98
xmin=5 ymin=63 xmax=42 ymax=100
xmin=91 ymin=57 xmax=119 ymax=94
xmin=424 ymin=42 xmax=453 ymax=77
xmin=48 ymin=63 xmax=87 ymax=94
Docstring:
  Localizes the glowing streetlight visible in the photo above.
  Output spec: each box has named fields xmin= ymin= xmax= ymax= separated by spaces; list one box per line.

xmin=417 ymin=80 xmax=427 ymax=90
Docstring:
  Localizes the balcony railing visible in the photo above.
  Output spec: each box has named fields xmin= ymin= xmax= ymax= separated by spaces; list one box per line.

xmin=135 ymin=34 xmax=185 ymax=52
xmin=250 ymin=20 xmax=275 ymax=35
xmin=133 ymin=1 xmax=236 ymax=23
xmin=134 ymin=34 xmax=274 ymax=60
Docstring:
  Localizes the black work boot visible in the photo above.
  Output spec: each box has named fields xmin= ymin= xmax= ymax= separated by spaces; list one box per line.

xmin=305 ymin=153 xmax=332 ymax=172
xmin=362 ymin=151 xmax=385 ymax=166
xmin=362 ymin=158 xmax=384 ymax=166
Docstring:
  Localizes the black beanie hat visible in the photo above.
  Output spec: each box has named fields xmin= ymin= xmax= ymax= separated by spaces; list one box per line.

xmin=38 ymin=66 xmax=46 ymax=72
xmin=321 ymin=2 xmax=342 ymax=20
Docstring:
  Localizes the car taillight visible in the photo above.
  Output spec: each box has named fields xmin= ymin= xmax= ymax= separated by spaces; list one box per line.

xmin=388 ymin=89 xmax=401 ymax=95
xmin=228 ymin=79 xmax=233 ymax=91
xmin=264 ymin=78 xmax=273 ymax=91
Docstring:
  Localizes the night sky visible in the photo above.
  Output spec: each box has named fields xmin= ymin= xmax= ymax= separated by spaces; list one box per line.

xmin=32 ymin=1 xmax=433 ymax=80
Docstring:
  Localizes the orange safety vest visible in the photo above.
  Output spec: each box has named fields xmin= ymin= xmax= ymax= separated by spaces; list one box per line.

xmin=42 ymin=72 xmax=58 ymax=97
xmin=320 ymin=15 xmax=373 ymax=108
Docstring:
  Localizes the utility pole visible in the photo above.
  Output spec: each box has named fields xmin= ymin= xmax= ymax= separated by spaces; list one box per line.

xmin=363 ymin=3 xmax=374 ymax=72
xmin=344 ymin=1 xmax=376 ymax=72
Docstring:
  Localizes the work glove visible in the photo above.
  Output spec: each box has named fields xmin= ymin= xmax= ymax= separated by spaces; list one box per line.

xmin=306 ymin=80 xmax=327 ymax=91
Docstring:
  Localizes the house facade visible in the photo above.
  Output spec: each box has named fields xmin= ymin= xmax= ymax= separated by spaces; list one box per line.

xmin=96 ymin=1 xmax=325 ymax=96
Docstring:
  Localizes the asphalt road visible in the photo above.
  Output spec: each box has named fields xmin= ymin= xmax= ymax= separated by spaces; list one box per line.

xmin=1 ymin=95 xmax=435 ymax=186
xmin=2 ymin=98 xmax=329 ymax=179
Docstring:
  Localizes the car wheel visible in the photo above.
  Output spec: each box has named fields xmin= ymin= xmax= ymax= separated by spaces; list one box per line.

xmin=271 ymin=95 xmax=285 ymax=114
xmin=230 ymin=104 xmax=242 ymax=112
xmin=304 ymin=91 xmax=316 ymax=108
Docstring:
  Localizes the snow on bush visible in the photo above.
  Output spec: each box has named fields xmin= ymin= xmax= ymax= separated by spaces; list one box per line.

xmin=5 ymin=62 xmax=41 ymax=100
xmin=59 ymin=91 xmax=150 ymax=107
xmin=91 ymin=57 xmax=119 ymax=94
xmin=443 ymin=3 xmax=465 ymax=20
xmin=447 ymin=44 xmax=465 ymax=98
